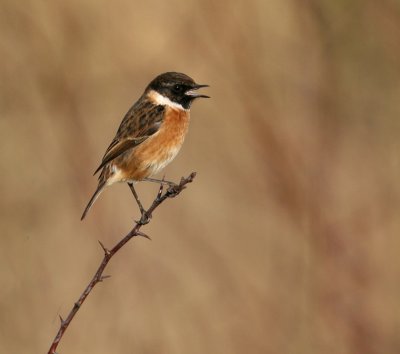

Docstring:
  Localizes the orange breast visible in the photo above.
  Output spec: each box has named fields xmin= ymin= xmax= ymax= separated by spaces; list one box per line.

xmin=119 ymin=107 xmax=190 ymax=181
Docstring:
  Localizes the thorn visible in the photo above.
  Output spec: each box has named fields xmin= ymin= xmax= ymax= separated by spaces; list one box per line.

xmin=136 ymin=231 xmax=151 ymax=240
xmin=98 ymin=240 xmax=110 ymax=256
xmin=99 ymin=275 xmax=111 ymax=282
xmin=59 ymin=315 xmax=64 ymax=324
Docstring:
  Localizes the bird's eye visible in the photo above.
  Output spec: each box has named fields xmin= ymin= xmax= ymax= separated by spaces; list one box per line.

xmin=172 ymin=84 xmax=183 ymax=93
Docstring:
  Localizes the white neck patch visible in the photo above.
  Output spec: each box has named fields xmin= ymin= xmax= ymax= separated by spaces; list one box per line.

xmin=148 ymin=90 xmax=187 ymax=111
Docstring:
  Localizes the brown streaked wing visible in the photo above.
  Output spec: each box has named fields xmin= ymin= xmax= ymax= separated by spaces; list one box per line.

xmin=93 ymin=102 xmax=165 ymax=175
xmin=93 ymin=136 xmax=148 ymax=175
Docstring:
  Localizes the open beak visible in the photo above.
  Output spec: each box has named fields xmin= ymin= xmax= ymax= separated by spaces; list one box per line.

xmin=185 ymin=84 xmax=210 ymax=98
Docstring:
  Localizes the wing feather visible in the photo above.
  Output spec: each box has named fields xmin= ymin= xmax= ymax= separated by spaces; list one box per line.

xmin=93 ymin=100 xmax=165 ymax=175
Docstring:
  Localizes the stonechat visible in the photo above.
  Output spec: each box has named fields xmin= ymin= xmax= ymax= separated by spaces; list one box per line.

xmin=81 ymin=72 xmax=209 ymax=220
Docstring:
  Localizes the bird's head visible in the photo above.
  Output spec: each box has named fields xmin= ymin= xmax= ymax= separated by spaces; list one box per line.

xmin=146 ymin=72 xmax=209 ymax=110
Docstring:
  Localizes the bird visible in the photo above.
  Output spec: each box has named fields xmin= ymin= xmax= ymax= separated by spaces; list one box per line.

xmin=81 ymin=72 xmax=209 ymax=220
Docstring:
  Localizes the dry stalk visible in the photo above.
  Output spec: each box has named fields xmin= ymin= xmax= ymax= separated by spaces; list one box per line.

xmin=47 ymin=172 xmax=196 ymax=354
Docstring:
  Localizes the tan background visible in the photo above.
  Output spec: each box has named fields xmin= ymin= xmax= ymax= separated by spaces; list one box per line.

xmin=1 ymin=1 xmax=400 ymax=353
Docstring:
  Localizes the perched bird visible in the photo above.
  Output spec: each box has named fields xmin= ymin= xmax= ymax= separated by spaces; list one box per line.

xmin=81 ymin=72 xmax=209 ymax=220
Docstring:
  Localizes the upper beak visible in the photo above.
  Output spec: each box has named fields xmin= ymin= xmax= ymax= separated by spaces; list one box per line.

xmin=185 ymin=84 xmax=210 ymax=98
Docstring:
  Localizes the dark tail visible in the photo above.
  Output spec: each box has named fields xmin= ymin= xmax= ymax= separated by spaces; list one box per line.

xmin=81 ymin=182 xmax=106 ymax=220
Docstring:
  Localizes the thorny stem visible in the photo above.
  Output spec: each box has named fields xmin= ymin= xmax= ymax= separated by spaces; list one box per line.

xmin=47 ymin=172 xmax=196 ymax=354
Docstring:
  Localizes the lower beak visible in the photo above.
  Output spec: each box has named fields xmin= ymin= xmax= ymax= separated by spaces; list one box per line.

xmin=185 ymin=84 xmax=210 ymax=98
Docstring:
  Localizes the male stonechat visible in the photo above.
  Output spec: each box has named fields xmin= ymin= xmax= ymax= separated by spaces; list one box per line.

xmin=81 ymin=72 xmax=209 ymax=220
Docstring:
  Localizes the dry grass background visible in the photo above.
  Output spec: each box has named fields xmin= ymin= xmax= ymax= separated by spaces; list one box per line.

xmin=1 ymin=0 xmax=400 ymax=353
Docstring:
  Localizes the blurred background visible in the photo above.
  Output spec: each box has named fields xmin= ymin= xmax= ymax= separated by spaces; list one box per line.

xmin=1 ymin=0 xmax=400 ymax=353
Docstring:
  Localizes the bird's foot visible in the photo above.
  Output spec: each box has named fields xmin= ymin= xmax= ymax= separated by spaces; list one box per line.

xmin=166 ymin=184 xmax=181 ymax=198
xmin=136 ymin=210 xmax=152 ymax=225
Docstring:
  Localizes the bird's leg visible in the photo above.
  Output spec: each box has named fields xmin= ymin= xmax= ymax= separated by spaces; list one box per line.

xmin=143 ymin=177 xmax=177 ymax=187
xmin=127 ymin=183 xmax=150 ymax=224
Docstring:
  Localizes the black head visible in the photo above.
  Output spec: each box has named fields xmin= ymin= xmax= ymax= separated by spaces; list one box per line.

xmin=146 ymin=72 xmax=209 ymax=109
